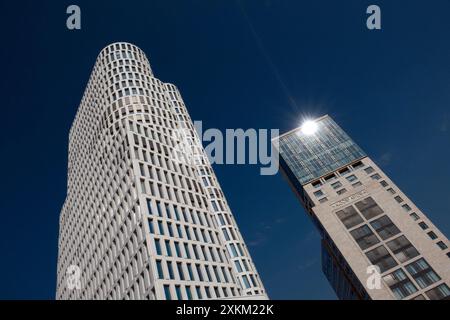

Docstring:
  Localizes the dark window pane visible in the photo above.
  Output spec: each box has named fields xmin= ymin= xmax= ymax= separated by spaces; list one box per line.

xmin=350 ymin=225 xmax=380 ymax=250
xmin=366 ymin=245 xmax=398 ymax=273
xmin=355 ymin=197 xmax=384 ymax=219
xmin=426 ymin=284 xmax=450 ymax=300
xmin=383 ymin=269 xmax=417 ymax=300
xmin=405 ymin=258 xmax=441 ymax=289
xmin=387 ymin=236 xmax=419 ymax=263
xmin=370 ymin=215 xmax=400 ymax=240
xmin=336 ymin=206 xmax=363 ymax=229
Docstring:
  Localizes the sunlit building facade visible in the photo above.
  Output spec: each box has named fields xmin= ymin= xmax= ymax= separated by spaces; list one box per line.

xmin=274 ymin=115 xmax=450 ymax=300
xmin=56 ymin=42 xmax=267 ymax=300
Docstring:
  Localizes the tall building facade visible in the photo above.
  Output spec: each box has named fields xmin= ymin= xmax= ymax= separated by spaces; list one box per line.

xmin=56 ymin=42 xmax=267 ymax=300
xmin=274 ymin=115 xmax=450 ymax=300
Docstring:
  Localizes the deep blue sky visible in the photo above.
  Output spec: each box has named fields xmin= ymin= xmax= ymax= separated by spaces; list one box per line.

xmin=0 ymin=0 xmax=449 ymax=299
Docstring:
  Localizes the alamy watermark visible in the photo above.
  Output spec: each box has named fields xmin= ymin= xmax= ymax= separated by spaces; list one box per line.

xmin=366 ymin=265 xmax=382 ymax=290
xmin=170 ymin=121 xmax=279 ymax=176
xmin=66 ymin=265 xmax=81 ymax=290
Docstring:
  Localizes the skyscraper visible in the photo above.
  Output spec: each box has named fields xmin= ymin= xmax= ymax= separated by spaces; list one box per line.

xmin=56 ymin=42 xmax=267 ymax=300
xmin=273 ymin=115 xmax=450 ymax=300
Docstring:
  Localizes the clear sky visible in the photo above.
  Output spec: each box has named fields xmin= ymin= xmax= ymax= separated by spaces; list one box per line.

xmin=0 ymin=0 xmax=449 ymax=299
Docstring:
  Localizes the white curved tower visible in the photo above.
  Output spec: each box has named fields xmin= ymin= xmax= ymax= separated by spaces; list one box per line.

xmin=56 ymin=42 xmax=267 ymax=300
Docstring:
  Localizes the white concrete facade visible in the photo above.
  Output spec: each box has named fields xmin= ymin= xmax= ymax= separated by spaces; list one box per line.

xmin=56 ymin=42 xmax=267 ymax=300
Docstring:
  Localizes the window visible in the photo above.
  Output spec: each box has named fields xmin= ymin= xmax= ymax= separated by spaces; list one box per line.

xmin=165 ymin=240 xmax=172 ymax=256
xmin=313 ymin=190 xmax=324 ymax=198
xmin=336 ymin=206 xmax=363 ymax=229
xmin=370 ymin=215 xmax=400 ymax=240
xmin=319 ymin=197 xmax=328 ymax=203
xmin=409 ymin=213 xmax=420 ymax=221
xmin=164 ymin=285 xmax=171 ymax=300
xmin=177 ymin=262 xmax=185 ymax=280
xmin=406 ymin=258 xmax=440 ymax=289
xmin=370 ymin=173 xmax=381 ymax=180
xmin=411 ymin=294 xmax=426 ymax=300
xmin=352 ymin=181 xmax=363 ymax=188
xmin=394 ymin=196 xmax=403 ymax=203
xmin=355 ymin=197 xmax=384 ymax=220
xmin=324 ymin=174 xmax=337 ymax=182
xmin=366 ymin=245 xmax=398 ymax=273
xmin=167 ymin=261 xmax=175 ymax=279
xmin=175 ymin=285 xmax=182 ymax=300
xmin=346 ymin=175 xmax=358 ymax=182
xmin=352 ymin=161 xmax=364 ymax=169
xmin=426 ymin=284 xmax=450 ymax=300
xmin=383 ymin=269 xmax=417 ymax=299
xmin=350 ymin=225 xmax=380 ymax=250
xmin=338 ymin=167 xmax=350 ymax=175
xmin=156 ymin=260 xmax=164 ymax=279
xmin=380 ymin=180 xmax=389 ymax=187
xmin=402 ymin=204 xmax=412 ymax=212
xmin=386 ymin=236 xmax=419 ymax=263
xmin=418 ymin=222 xmax=429 ymax=230
xmin=195 ymin=286 xmax=202 ymax=299
xmin=242 ymin=275 xmax=251 ymax=289
xmin=155 ymin=239 xmax=162 ymax=255
xmin=312 ymin=180 xmax=322 ymax=188
xmin=185 ymin=286 xmax=193 ymax=300
xmin=387 ymin=188 xmax=396 ymax=195
xmin=337 ymin=188 xmax=347 ymax=195
xmin=437 ymin=241 xmax=448 ymax=250
xmin=427 ymin=231 xmax=438 ymax=240
xmin=364 ymin=167 xmax=375 ymax=174
xmin=331 ymin=181 xmax=342 ymax=189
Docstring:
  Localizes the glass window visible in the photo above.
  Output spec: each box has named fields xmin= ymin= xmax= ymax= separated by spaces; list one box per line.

xmin=419 ymin=222 xmax=429 ymax=230
xmin=406 ymin=258 xmax=441 ymax=289
xmin=350 ymin=225 xmax=380 ymax=250
xmin=370 ymin=173 xmax=381 ymax=180
xmin=426 ymin=284 xmax=450 ymax=300
xmin=352 ymin=181 xmax=363 ymax=188
xmin=387 ymin=236 xmax=419 ymax=263
xmin=387 ymin=188 xmax=396 ymax=194
xmin=364 ymin=167 xmax=375 ymax=174
xmin=175 ymin=285 xmax=182 ymax=300
xmin=409 ymin=213 xmax=420 ymax=221
xmin=155 ymin=239 xmax=162 ymax=255
xmin=185 ymin=286 xmax=193 ymax=300
xmin=437 ymin=241 xmax=448 ymax=250
xmin=346 ymin=175 xmax=358 ymax=182
xmin=312 ymin=180 xmax=322 ymax=188
xmin=352 ymin=161 xmax=364 ymax=169
xmin=394 ymin=196 xmax=403 ymax=203
xmin=366 ymin=245 xmax=398 ymax=273
xmin=331 ymin=181 xmax=342 ymax=189
xmin=337 ymin=188 xmax=347 ymax=195
xmin=380 ymin=180 xmax=389 ymax=187
xmin=319 ymin=197 xmax=328 ymax=203
xmin=355 ymin=197 xmax=384 ymax=220
xmin=164 ymin=285 xmax=171 ymax=300
xmin=383 ymin=269 xmax=417 ymax=300
xmin=156 ymin=260 xmax=164 ymax=279
xmin=427 ymin=231 xmax=438 ymax=240
xmin=402 ymin=204 xmax=412 ymax=212
xmin=370 ymin=215 xmax=400 ymax=240
xmin=336 ymin=206 xmax=363 ymax=229
xmin=313 ymin=190 xmax=324 ymax=198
